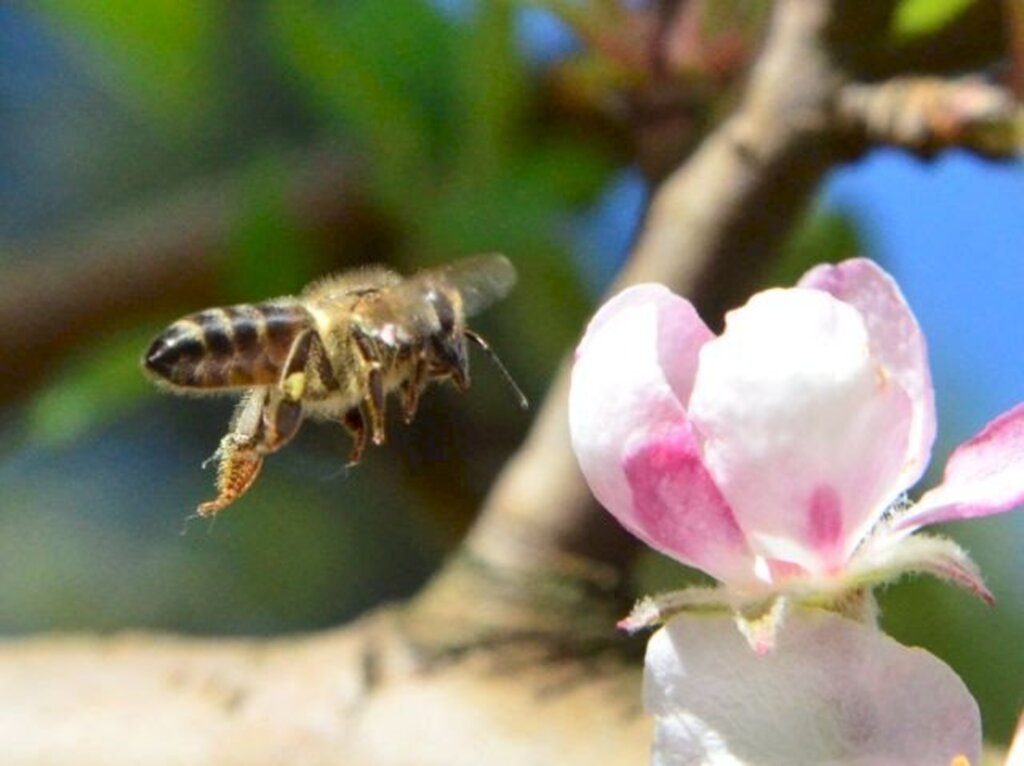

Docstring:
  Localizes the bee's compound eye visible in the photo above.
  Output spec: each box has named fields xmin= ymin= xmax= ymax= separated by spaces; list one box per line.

xmin=429 ymin=290 xmax=456 ymax=334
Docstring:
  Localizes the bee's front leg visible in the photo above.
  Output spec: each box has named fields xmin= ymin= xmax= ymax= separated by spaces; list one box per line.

xmin=399 ymin=355 xmax=427 ymax=424
xmin=429 ymin=334 xmax=470 ymax=392
xmin=197 ymin=391 xmax=304 ymax=517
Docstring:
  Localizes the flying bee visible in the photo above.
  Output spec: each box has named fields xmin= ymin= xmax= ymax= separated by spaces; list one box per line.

xmin=143 ymin=254 xmax=527 ymax=517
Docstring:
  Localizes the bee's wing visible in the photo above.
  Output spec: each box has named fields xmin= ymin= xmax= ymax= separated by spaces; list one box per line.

xmin=413 ymin=254 xmax=518 ymax=317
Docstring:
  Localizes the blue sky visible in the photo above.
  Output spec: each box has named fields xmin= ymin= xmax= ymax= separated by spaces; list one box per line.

xmin=825 ymin=150 xmax=1024 ymax=446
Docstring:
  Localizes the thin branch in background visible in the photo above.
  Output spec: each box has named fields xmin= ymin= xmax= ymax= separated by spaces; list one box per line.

xmin=837 ymin=77 xmax=1024 ymax=157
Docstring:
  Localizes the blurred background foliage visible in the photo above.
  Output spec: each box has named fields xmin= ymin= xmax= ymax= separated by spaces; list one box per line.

xmin=0 ymin=0 xmax=1020 ymax=745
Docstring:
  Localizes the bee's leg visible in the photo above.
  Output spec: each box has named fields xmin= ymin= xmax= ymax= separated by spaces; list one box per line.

xmin=197 ymin=390 xmax=268 ymax=518
xmin=352 ymin=331 xmax=387 ymax=446
xmin=399 ymin=356 xmax=426 ymax=424
xmin=263 ymin=394 xmax=304 ymax=452
xmin=308 ymin=331 xmax=341 ymax=392
xmin=366 ymin=366 xmax=386 ymax=445
xmin=197 ymin=391 xmax=305 ymax=517
xmin=198 ymin=437 xmax=264 ymax=518
xmin=342 ymin=406 xmax=368 ymax=465
xmin=451 ymin=365 xmax=469 ymax=392
xmin=279 ymin=330 xmax=314 ymax=402
xmin=281 ymin=328 xmax=340 ymax=400
xmin=430 ymin=335 xmax=470 ymax=392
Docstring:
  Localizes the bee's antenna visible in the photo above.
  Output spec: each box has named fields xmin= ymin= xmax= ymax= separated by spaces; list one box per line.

xmin=464 ymin=329 xmax=529 ymax=410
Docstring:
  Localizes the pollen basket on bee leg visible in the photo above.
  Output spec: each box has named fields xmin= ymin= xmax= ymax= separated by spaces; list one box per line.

xmin=143 ymin=302 xmax=314 ymax=390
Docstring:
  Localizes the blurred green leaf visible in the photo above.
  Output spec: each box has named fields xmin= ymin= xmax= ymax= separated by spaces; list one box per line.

xmin=453 ymin=0 xmax=528 ymax=183
xmin=419 ymin=134 xmax=610 ymax=256
xmin=515 ymin=138 xmax=614 ymax=205
xmin=270 ymin=0 xmax=454 ymax=211
xmin=24 ymin=326 xmax=158 ymax=448
xmin=773 ymin=208 xmax=862 ymax=285
xmin=698 ymin=0 xmax=771 ymax=40
xmin=892 ymin=0 xmax=975 ymax=39
xmin=222 ymin=155 xmax=321 ymax=301
xmin=33 ymin=0 xmax=223 ymax=131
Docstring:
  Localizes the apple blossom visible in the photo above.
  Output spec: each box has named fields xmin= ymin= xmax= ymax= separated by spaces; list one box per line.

xmin=569 ymin=258 xmax=1024 ymax=764
xmin=570 ymin=258 xmax=1024 ymax=618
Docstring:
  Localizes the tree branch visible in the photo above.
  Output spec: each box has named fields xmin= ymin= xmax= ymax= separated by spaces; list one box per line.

xmin=836 ymin=77 xmax=1022 ymax=157
xmin=417 ymin=0 xmax=848 ymax=637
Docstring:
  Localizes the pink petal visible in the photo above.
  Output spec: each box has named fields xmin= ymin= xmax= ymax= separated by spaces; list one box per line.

xmin=569 ymin=285 xmax=755 ymax=584
xmin=800 ymin=258 xmax=936 ymax=491
xmin=644 ymin=611 xmax=981 ymax=766
xmin=623 ymin=421 xmax=755 ymax=586
xmin=894 ymin=403 xmax=1024 ymax=532
xmin=688 ymin=288 xmax=914 ymax=575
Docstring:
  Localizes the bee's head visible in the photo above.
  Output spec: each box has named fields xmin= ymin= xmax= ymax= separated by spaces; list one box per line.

xmin=425 ymin=288 xmax=470 ymax=388
xmin=426 ymin=287 xmax=461 ymax=338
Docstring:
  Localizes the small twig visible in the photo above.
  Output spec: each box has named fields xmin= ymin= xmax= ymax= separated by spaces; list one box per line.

xmin=837 ymin=77 xmax=1023 ymax=157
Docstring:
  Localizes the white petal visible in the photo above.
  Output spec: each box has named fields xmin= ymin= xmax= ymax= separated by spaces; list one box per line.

xmin=688 ymin=288 xmax=913 ymax=576
xmin=799 ymin=258 xmax=936 ymax=492
xmin=644 ymin=611 xmax=980 ymax=766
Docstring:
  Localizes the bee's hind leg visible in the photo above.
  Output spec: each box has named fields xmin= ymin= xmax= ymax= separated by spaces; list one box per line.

xmin=197 ymin=436 xmax=264 ymax=518
xmin=197 ymin=390 xmax=266 ymax=518
xmin=197 ymin=390 xmax=304 ymax=517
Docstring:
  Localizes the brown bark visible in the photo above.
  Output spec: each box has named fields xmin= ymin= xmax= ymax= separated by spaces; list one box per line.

xmin=0 ymin=612 xmax=648 ymax=766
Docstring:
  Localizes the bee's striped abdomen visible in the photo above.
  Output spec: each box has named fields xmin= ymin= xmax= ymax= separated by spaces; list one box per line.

xmin=144 ymin=301 xmax=313 ymax=389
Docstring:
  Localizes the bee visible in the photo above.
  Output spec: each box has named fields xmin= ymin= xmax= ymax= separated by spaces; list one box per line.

xmin=143 ymin=254 xmax=527 ymax=517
